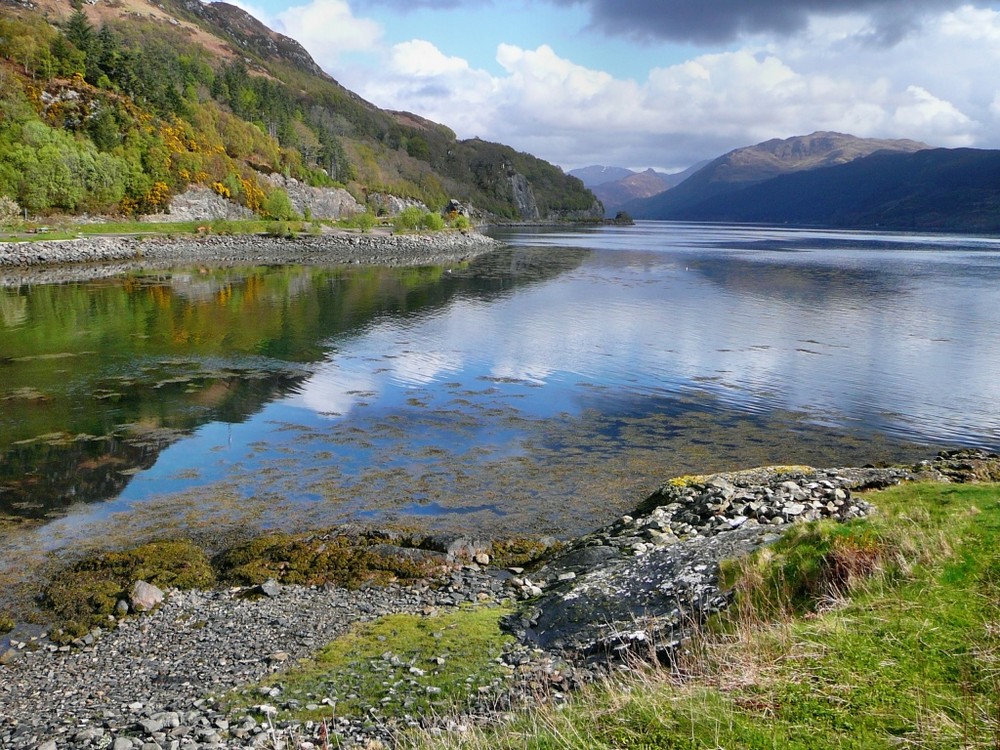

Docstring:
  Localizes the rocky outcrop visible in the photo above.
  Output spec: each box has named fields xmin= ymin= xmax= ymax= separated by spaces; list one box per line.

xmin=548 ymin=200 xmax=605 ymax=222
xmin=140 ymin=186 xmax=254 ymax=223
xmin=505 ymin=464 xmax=913 ymax=664
xmin=508 ymin=174 xmax=541 ymax=220
xmin=442 ymin=198 xmax=471 ymax=218
xmin=260 ymin=174 xmax=363 ymax=219
xmin=368 ymin=192 xmax=428 ymax=217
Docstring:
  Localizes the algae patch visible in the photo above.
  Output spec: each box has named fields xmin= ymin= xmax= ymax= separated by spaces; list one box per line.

xmin=230 ymin=605 xmax=515 ymax=724
xmin=213 ymin=531 xmax=448 ymax=588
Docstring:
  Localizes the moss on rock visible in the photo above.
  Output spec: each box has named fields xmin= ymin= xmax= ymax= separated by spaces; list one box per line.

xmin=213 ymin=532 xmax=444 ymax=588
xmin=489 ymin=536 xmax=560 ymax=569
xmin=41 ymin=540 xmax=214 ymax=627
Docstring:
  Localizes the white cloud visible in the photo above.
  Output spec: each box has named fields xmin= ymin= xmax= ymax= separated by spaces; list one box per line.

xmin=357 ymin=40 xmax=500 ymax=136
xmin=349 ymin=6 xmax=998 ymax=169
xmin=892 ymin=86 xmax=976 ymax=145
xmin=267 ymin=0 xmax=383 ymax=68
xmin=390 ymin=39 xmax=471 ymax=77
xmin=218 ymin=0 xmax=1000 ymax=168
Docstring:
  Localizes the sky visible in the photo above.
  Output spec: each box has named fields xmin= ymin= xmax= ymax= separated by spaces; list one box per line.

xmin=221 ymin=0 xmax=1000 ymax=172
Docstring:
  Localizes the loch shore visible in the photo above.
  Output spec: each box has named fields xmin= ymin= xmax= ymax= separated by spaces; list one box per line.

xmin=0 ymin=230 xmax=502 ymax=286
xmin=3 ymin=450 xmax=994 ymax=750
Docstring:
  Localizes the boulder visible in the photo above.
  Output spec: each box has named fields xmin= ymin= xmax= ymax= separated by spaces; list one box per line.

xmin=442 ymin=199 xmax=470 ymax=218
xmin=129 ymin=580 xmax=165 ymax=612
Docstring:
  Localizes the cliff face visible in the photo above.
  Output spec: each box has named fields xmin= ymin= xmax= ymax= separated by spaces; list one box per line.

xmin=508 ymin=174 xmax=541 ymax=220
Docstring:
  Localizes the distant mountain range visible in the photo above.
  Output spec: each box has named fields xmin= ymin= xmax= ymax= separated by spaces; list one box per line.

xmin=569 ymin=166 xmax=638 ymax=188
xmin=624 ymin=132 xmax=928 ymax=218
xmin=649 ymin=147 xmax=1000 ymax=232
xmin=623 ymin=131 xmax=1000 ymax=232
xmin=569 ymin=163 xmax=707 ymax=215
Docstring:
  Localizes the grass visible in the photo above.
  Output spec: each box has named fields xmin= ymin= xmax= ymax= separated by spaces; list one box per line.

xmin=409 ymin=481 xmax=1000 ymax=749
xmin=0 ymin=218 xmax=283 ymax=241
xmin=226 ymin=604 xmax=515 ymax=727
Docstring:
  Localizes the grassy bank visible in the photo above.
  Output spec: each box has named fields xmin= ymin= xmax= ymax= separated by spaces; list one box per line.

xmin=407 ymin=481 xmax=1000 ymax=749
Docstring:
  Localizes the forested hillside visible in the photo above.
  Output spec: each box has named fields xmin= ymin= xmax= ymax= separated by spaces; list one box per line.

xmin=0 ymin=0 xmax=598 ymax=220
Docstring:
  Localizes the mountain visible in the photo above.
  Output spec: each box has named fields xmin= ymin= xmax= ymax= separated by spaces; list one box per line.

xmin=652 ymin=147 xmax=1000 ymax=232
xmin=627 ymin=132 xmax=929 ymax=219
xmin=590 ymin=161 xmax=709 ymax=215
xmin=0 ymin=0 xmax=599 ymax=221
xmin=568 ymin=166 xmax=637 ymax=188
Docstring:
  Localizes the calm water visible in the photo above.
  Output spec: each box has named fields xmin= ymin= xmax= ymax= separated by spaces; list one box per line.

xmin=2 ymin=222 xmax=1000 ymax=564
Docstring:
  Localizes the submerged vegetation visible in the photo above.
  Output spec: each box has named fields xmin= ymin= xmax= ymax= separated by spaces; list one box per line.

xmin=407 ymin=481 xmax=1000 ymax=749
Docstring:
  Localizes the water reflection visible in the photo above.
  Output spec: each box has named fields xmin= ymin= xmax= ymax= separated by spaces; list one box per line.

xmin=0 ymin=252 xmax=587 ymax=519
xmin=2 ymin=223 xmax=1000 ymax=569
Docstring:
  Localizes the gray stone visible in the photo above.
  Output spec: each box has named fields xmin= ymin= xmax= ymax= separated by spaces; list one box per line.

xmin=74 ymin=727 xmax=104 ymax=742
xmin=260 ymin=173 xmax=363 ymax=220
xmin=0 ymin=647 xmax=19 ymax=665
xmin=140 ymin=185 xmax=254 ymax=223
xmin=259 ymin=579 xmax=281 ymax=598
xmin=139 ymin=718 xmax=165 ymax=734
xmin=129 ymin=580 xmax=165 ymax=612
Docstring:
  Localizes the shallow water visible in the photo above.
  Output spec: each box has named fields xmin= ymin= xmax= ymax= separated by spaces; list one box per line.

xmin=2 ymin=222 xmax=999 ymax=568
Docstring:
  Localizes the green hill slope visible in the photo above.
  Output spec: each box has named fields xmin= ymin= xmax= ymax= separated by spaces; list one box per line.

xmin=0 ymin=0 xmax=599 ymax=221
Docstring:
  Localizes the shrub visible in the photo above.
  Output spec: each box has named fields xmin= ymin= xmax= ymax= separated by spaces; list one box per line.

xmin=353 ymin=210 xmax=376 ymax=233
xmin=0 ymin=196 xmax=22 ymax=226
xmin=262 ymin=188 xmax=297 ymax=221
xmin=393 ymin=205 xmax=425 ymax=232
xmin=451 ymin=214 xmax=471 ymax=231
xmin=267 ymin=220 xmax=295 ymax=238
xmin=422 ymin=211 xmax=445 ymax=231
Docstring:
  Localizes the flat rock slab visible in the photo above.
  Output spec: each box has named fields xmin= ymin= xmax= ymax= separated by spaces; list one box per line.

xmin=520 ymin=524 xmax=775 ymax=658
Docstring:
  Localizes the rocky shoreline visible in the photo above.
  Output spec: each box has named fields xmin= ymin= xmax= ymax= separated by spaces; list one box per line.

xmin=0 ymin=231 xmax=501 ymax=286
xmin=1 ymin=451 xmax=997 ymax=749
